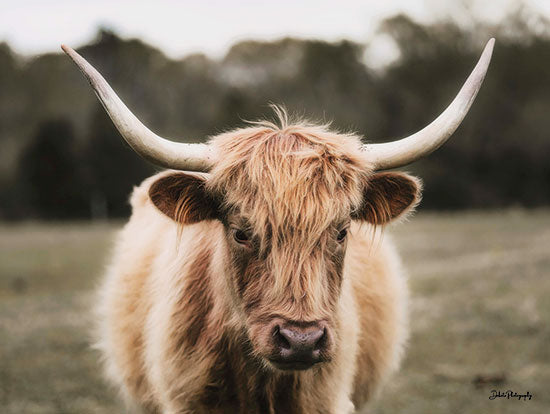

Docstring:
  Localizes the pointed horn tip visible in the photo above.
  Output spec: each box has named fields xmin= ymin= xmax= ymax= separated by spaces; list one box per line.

xmin=61 ymin=44 xmax=79 ymax=60
xmin=484 ymin=38 xmax=496 ymax=56
xmin=61 ymin=44 xmax=76 ymax=58
xmin=475 ymin=38 xmax=495 ymax=74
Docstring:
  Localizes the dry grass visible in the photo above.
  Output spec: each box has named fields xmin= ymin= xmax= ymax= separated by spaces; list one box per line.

xmin=0 ymin=211 xmax=548 ymax=413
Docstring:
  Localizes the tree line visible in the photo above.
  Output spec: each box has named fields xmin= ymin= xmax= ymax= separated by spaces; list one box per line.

xmin=1 ymin=11 xmax=549 ymax=220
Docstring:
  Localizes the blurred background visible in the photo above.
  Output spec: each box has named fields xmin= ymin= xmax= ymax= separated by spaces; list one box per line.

xmin=0 ymin=0 xmax=549 ymax=413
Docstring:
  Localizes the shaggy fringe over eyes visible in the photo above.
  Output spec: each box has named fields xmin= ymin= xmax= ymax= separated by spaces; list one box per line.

xmin=206 ymin=106 xmax=373 ymax=300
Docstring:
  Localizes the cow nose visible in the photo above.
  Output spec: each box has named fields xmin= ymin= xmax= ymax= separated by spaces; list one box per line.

xmin=271 ymin=322 xmax=327 ymax=370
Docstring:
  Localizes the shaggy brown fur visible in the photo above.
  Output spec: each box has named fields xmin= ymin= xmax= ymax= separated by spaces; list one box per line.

xmin=96 ymin=110 xmax=420 ymax=413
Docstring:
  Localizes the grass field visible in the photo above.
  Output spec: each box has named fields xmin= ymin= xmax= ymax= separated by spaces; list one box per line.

xmin=1 ymin=211 xmax=549 ymax=413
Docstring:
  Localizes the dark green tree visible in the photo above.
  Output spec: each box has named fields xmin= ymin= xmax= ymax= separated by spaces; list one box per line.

xmin=83 ymin=104 xmax=155 ymax=218
xmin=18 ymin=119 xmax=88 ymax=219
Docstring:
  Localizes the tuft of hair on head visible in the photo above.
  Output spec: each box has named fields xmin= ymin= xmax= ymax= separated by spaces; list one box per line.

xmin=243 ymin=104 xmax=290 ymax=131
xmin=243 ymin=104 xmax=330 ymax=134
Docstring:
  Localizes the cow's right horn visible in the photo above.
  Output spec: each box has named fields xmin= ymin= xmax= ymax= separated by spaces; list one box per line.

xmin=363 ymin=38 xmax=495 ymax=170
xmin=62 ymin=45 xmax=215 ymax=172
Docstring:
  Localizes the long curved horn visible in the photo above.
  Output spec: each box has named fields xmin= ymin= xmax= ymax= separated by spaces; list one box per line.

xmin=363 ymin=38 xmax=495 ymax=170
xmin=61 ymin=45 xmax=215 ymax=171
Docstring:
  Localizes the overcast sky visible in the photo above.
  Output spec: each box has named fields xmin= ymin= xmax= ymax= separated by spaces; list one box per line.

xmin=1 ymin=0 xmax=548 ymax=61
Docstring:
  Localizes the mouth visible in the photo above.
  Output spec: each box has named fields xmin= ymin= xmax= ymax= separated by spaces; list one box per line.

xmin=267 ymin=357 xmax=323 ymax=371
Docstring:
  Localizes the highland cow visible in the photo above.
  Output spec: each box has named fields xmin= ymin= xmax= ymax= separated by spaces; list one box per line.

xmin=63 ymin=39 xmax=494 ymax=413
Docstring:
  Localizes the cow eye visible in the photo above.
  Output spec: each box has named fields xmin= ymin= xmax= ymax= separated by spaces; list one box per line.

xmin=337 ymin=228 xmax=348 ymax=243
xmin=233 ymin=228 xmax=250 ymax=245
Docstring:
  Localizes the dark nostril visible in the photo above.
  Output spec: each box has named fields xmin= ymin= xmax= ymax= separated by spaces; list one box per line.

xmin=273 ymin=325 xmax=291 ymax=350
xmin=315 ymin=328 xmax=327 ymax=351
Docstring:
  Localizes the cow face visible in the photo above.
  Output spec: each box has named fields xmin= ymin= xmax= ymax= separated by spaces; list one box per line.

xmin=149 ymin=125 xmax=420 ymax=371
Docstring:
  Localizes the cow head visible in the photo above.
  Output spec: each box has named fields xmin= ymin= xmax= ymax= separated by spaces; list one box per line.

xmin=62 ymin=39 xmax=494 ymax=371
xmin=148 ymin=121 xmax=420 ymax=370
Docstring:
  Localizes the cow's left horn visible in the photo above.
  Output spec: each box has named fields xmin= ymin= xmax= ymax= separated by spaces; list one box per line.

xmin=363 ymin=38 xmax=495 ymax=170
xmin=61 ymin=45 xmax=215 ymax=171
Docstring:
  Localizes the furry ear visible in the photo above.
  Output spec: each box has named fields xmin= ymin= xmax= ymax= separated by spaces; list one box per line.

xmin=149 ymin=172 xmax=218 ymax=223
xmin=352 ymin=172 xmax=421 ymax=224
